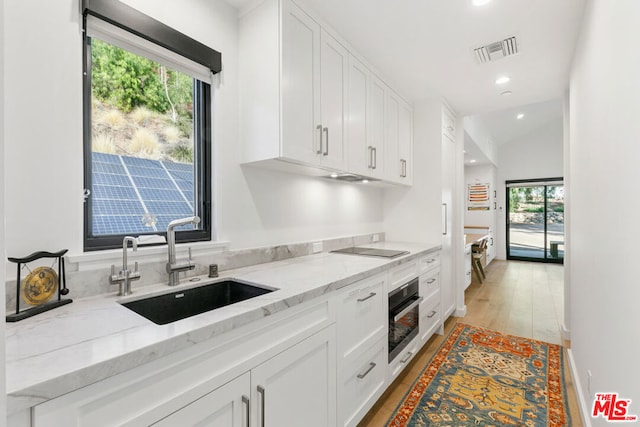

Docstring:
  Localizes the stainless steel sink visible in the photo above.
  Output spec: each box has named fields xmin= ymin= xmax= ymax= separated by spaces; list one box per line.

xmin=121 ymin=279 xmax=275 ymax=325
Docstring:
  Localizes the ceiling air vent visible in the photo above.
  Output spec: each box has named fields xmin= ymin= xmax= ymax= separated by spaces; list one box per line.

xmin=474 ymin=36 xmax=518 ymax=64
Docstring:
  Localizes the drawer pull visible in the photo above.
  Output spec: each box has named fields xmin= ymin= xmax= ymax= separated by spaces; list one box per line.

xmin=400 ymin=351 xmax=413 ymax=364
xmin=357 ymin=292 xmax=377 ymax=303
xmin=427 ymin=278 xmax=436 ymax=284
xmin=357 ymin=362 xmax=377 ymax=379
xmin=427 ymin=258 xmax=437 ymax=263
xmin=427 ymin=310 xmax=437 ymax=318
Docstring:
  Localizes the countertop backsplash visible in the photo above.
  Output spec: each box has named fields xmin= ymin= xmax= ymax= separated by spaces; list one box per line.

xmin=5 ymin=233 xmax=384 ymax=312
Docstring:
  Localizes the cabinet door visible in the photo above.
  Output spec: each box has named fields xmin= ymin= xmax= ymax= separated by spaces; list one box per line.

xmin=281 ymin=0 xmax=321 ymax=165
xmin=320 ymin=30 xmax=348 ymax=170
xmin=152 ymin=373 xmax=250 ymax=427
xmin=336 ymin=273 xmax=386 ymax=360
xmin=347 ymin=55 xmax=370 ymax=176
xmin=397 ymin=100 xmax=413 ymax=185
xmin=441 ymin=131 xmax=456 ymax=317
xmin=368 ymin=76 xmax=385 ymax=178
xmin=384 ymin=89 xmax=400 ymax=182
xmin=252 ymin=325 xmax=336 ymax=427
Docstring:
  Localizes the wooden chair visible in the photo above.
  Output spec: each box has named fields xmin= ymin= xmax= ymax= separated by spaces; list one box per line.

xmin=471 ymin=239 xmax=488 ymax=283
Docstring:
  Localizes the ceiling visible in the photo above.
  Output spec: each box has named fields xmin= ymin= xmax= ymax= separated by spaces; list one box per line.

xmin=228 ymin=0 xmax=585 ymax=152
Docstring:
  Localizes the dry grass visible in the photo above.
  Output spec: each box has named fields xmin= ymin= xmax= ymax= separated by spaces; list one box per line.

xmin=163 ymin=125 xmax=182 ymax=143
xmin=92 ymin=133 xmax=116 ymax=154
xmin=130 ymin=106 xmax=155 ymax=125
xmin=100 ymin=109 xmax=126 ymax=128
xmin=129 ymin=128 xmax=161 ymax=157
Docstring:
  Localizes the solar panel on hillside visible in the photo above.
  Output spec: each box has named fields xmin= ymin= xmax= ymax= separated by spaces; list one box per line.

xmin=91 ymin=153 xmax=195 ymax=237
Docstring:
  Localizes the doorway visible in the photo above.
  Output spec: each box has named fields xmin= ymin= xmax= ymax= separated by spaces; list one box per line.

xmin=506 ymin=178 xmax=564 ymax=263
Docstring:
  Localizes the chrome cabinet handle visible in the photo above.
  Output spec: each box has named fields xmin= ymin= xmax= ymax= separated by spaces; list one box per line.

xmin=257 ymin=385 xmax=265 ymax=427
xmin=242 ymin=395 xmax=250 ymax=427
xmin=427 ymin=310 xmax=437 ymax=318
xmin=400 ymin=351 xmax=413 ymax=364
xmin=442 ymin=203 xmax=448 ymax=236
xmin=357 ymin=362 xmax=377 ymax=379
xmin=323 ymin=127 xmax=329 ymax=156
xmin=400 ymin=159 xmax=407 ymax=177
xmin=446 ymin=125 xmax=454 ymax=132
xmin=393 ymin=296 xmax=424 ymax=322
xmin=427 ymin=278 xmax=436 ymax=284
xmin=316 ymin=125 xmax=323 ymax=154
xmin=367 ymin=146 xmax=374 ymax=169
xmin=372 ymin=147 xmax=377 ymax=169
xmin=357 ymin=292 xmax=376 ymax=302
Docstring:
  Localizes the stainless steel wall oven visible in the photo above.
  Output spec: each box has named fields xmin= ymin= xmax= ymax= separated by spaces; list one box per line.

xmin=388 ymin=277 xmax=422 ymax=362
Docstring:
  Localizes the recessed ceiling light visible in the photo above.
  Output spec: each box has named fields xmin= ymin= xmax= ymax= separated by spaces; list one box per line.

xmin=495 ymin=76 xmax=510 ymax=85
xmin=472 ymin=0 xmax=491 ymax=6
xmin=517 ymin=113 xmax=524 ymax=119
xmin=470 ymin=159 xmax=477 ymax=163
xmin=501 ymin=90 xmax=513 ymax=96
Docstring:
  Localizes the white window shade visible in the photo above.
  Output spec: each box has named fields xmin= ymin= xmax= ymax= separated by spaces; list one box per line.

xmin=86 ymin=15 xmax=212 ymax=83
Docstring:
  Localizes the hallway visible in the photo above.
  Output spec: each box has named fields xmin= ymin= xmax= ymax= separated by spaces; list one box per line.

xmin=359 ymin=260 xmax=582 ymax=426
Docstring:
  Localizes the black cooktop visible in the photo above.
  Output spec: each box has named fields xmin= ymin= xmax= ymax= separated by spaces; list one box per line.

xmin=330 ymin=247 xmax=409 ymax=258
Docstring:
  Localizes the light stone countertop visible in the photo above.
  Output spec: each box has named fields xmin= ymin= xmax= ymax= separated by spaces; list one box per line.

xmin=6 ymin=241 xmax=440 ymax=414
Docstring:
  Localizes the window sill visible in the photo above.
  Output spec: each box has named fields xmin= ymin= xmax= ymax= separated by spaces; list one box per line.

xmin=67 ymin=240 xmax=230 ymax=272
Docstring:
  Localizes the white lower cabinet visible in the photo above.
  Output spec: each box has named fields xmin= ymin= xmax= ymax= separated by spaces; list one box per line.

xmin=32 ymin=299 xmax=335 ymax=427
xmin=336 ymin=273 xmax=386 ymax=360
xmin=251 ymin=325 xmax=336 ymax=427
xmin=153 ymin=372 xmax=251 ymax=427
xmin=338 ymin=337 xmax=386 ymax=427
xmin=335 ymin=273 xmax=387 ymax=427
xmin=154 ymin=326 xmax=336 ymax=427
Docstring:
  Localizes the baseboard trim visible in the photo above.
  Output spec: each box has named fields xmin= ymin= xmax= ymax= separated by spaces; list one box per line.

xmin=562 ymin=323 xmax=571 ymax=340
xmin=454 ymin=305 xmax=467 ymax=317
xmin=567 ymin=348 xmax=592 ymax=427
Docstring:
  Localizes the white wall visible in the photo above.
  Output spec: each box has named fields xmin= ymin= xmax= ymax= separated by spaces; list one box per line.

xmin=569 ymin=1 xmax=640 ymax=423
xmin=1 ymin=0 xmax=7 ymax=417
xmin=3 ymin=0 xmax=384 ymax=266
xmin=464 ymin=164 xmax=497 ymax=227
xmin=494 ymin=119 xmax=564 ymax=259
xmin=463 ymin=116 xmax=497 ymax=165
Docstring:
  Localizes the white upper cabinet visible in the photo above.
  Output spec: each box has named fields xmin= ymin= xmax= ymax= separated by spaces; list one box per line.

xmin=368 ymin=75 xmax=387 ymax=179
xmin=397 ymin=100 xmax=413 ymax=185
xmin=319 ymin=30 xmax=348 ymax=170
xmin=281 ymin=1 xmax=321 ymax=165
xmin=346 ymin=55 xmax=370 ymax=177
xmin=384 ymin=89 xmax=399 ymax=182
xmin=240 ymin=0 xmax=411 ymax=184
xmin=242 ymin=0 xmax=347 ymax=171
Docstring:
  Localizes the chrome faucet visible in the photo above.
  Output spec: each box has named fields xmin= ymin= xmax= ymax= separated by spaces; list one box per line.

xmin=166 ymin=216 xmax=200 ymax=286
xmin=110 ymin=236 xmax=141 ymax=296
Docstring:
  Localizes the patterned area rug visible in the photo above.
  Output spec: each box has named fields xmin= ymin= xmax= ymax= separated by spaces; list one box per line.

xmin=386 ymin=323 xmax=570 ymax=426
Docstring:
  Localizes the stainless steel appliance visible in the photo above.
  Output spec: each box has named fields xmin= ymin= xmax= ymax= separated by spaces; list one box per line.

xmin=388 ymin=277 xmax=422 ymax=362
xmin=330 ymin=247 xmax=409 ymax=258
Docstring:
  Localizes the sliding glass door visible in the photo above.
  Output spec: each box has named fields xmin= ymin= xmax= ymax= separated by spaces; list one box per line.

xmin=506 ymin=178 xmax=564 ymax=263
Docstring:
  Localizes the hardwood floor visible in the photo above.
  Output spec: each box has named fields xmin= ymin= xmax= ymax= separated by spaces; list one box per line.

xmin=358 ymin=259 xmax=583 ymax=426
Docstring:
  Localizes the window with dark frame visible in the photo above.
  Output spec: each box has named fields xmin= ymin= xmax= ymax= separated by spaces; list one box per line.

xmin=81 ymin=1 xmax=220 ymax=251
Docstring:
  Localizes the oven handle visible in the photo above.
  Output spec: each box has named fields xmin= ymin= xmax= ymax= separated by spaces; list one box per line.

xmin=393 ymin=296 xmax=424 ymax=322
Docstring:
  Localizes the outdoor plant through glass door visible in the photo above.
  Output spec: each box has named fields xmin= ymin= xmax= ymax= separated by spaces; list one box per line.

xmin=506 ymin=179 xmax=564 ymax=263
